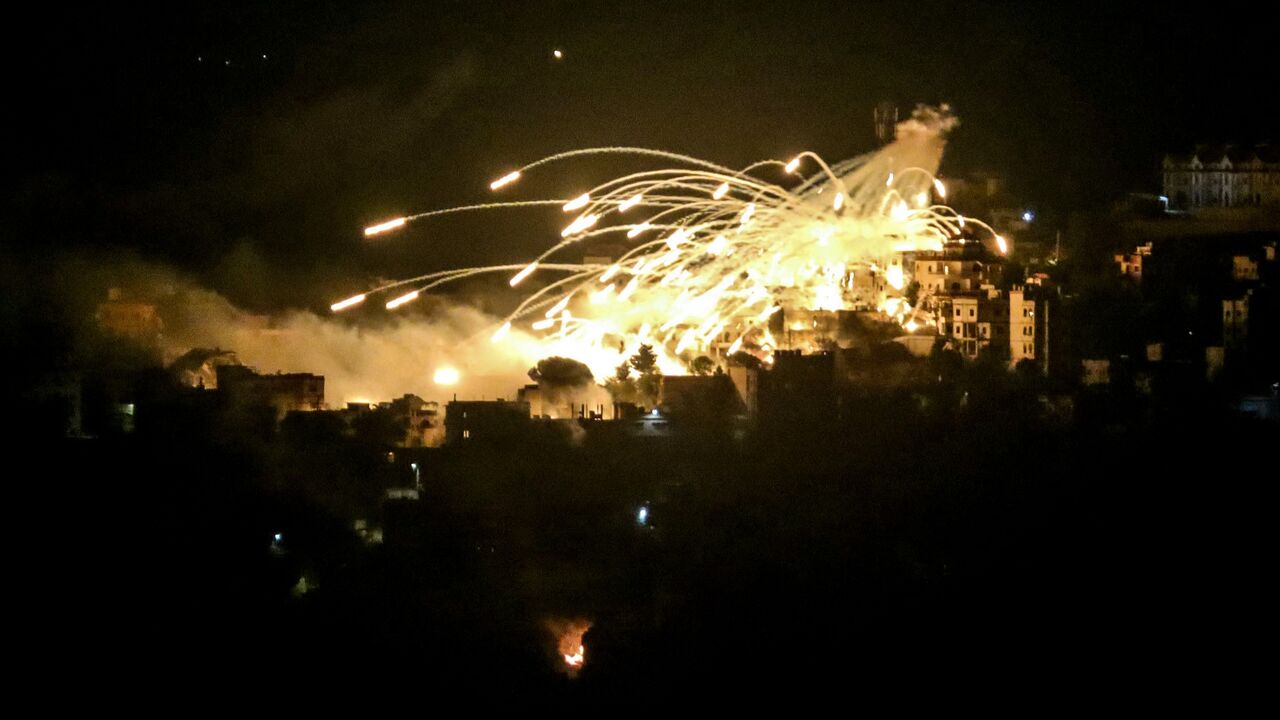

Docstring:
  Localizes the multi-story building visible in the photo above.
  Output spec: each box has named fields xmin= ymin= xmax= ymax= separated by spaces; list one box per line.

xmin=1222 ymin=294 xmax=1250 ymax=349
xmin=912 ymin=242 xmax=1005 ymax=296
xmin=942 ymin=288 xmax=1009 ymax=360
xmin=215 ymin=365 xmax=324 ymax=420
xmin=1115 ymin=242 xmax=1152 ymax=282
xmin=1009 ymin=287 xmax=1048 ymax=367
xmin=928 ymin=283 xmax=1051 ymax=370
xmin=1162 ymin=145 xmax=1280 ymax=210
xmin=444 ymin=399 xmax=531 ymax=445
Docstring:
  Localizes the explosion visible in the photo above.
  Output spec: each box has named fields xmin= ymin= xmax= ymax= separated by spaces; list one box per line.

xmin=336 ymin=106 xmax=1005 ymax=378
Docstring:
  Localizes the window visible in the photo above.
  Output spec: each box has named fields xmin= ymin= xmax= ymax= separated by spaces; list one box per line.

xmin=462 ymin=430 xmax=471 ymax=439
xmin=969 ymin=309 xmax=975 ymax=318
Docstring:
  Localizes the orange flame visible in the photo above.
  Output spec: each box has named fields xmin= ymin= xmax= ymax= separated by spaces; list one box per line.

xmin=547 ymin=618 xmax=591 ymax=672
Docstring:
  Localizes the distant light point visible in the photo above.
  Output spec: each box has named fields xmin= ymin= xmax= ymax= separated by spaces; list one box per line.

xmin=553 ymin=49 xmax=564 ymax=60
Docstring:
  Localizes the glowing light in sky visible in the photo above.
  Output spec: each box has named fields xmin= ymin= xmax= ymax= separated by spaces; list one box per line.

xmin=433 ymin=367 xmax=460 ymax=385
xmin=489 ymin=171 xmax=521 ymax=190
xmin=385 ymin=290 xmax=419 ymax=309
xmin=364 ymin=218 xmax=406 ymax=237
xmin=563 ymin=193 xmax=590 ymax=212
xmin=330 ymin=294 xmax=366 ymax=312
xmin=510 ymin=262 xmax=538 ymax=286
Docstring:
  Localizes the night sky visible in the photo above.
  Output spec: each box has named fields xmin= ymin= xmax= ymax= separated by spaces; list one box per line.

xmin=7 ymin=1 xmax=1275 ymax=310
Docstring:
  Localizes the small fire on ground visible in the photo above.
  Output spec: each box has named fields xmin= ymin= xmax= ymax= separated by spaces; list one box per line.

xmin=546 ymin=618 xmax=592 ymax=672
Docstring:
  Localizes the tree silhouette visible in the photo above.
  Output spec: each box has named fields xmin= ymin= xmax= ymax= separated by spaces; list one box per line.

xmin=629 ymin=344 xmax=658 ymax=376
xmin=690 ymin=355 xmax=715 ymax=376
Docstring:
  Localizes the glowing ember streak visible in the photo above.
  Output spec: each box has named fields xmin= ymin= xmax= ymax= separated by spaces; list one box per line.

xmin=739 ymin=202 xmax=755 ymax=226
xmin=563 ymin=192 xmax=590 ymax=212
xmin=532 ymin=318 xmax=555 ymax=330
xmin=619 ymin=193 xmax=643 ymax=211
xmin=491 ymin=321 xmax=511 ymax=342
xmin=590 ymin=285 xmax=614 ymax=304
xmin=600 ymin=264 xmax=621 ymax=282
xmin=618 ymin=276 xmax=639 ymax=301
xmin=330 ymin=294 xmax=366 ymax=312
xmin=833 ymin=191 xmax=845 ymax=211
xmin=385 ymin=290 xmax=419 ymax=309
xmin=727 ymin=336 xmax=743 ymax=354
xmin=364 ymin=217 xmax=406 ymax=237
xmin=545 ymin=295 xmax=572 ymax=317
xmin=712 ymin=181 xmax=730 ymax=200
xmin=626 ymin=222 xmax=651 ymax=238
xmin=433 ymin=367 xmax=460 ymax=385
xmin=510 ymin=262 xmax=538 ymax=286
xmin=489 ymin=170 xmax=521 ymax=190
xmin=785 ymin=156 xmax=801 ymax=173
xmin=561 ymin=213 xmax=599 ymax=237
xmin=886 ymin=172 xmax=894 ymax=186
xmin=933 ymin=178 xmax=946 ymax=198
xmin=995 ymin=235 xmax=1008 ymax=254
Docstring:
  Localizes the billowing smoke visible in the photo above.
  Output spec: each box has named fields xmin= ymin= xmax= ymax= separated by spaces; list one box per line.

xmin=159 ymin=283 xmax=542 ymax=405
xmin=45 ymin=251 xmax=563 ymax=407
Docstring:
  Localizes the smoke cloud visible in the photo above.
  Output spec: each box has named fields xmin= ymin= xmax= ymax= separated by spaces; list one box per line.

xmin=160 ymin=284 xmax=541 ymax=405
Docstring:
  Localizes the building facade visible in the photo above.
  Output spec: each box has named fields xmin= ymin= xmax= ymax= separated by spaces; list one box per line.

xmin=1162 ymin=145 xmax=1280 ymax=210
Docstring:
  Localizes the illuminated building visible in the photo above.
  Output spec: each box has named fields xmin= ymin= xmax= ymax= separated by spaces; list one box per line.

xmin=1162 ymin=145 xmax=1280 ymax=210
xmin=1115 ymin=242 xmax=1152 ymax=282
xmin=912 ymin=242 xmax=1005 ymax=296
xmin=1009 ymin=286 xmax=1047 ymax=369
xmin=942 ymin=288 xmax=1009 ymax=360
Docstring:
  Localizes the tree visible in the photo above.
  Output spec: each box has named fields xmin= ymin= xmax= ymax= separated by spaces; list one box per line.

xmin=603 ymin=362 xmax=637 ymax=405
xmin=629 ymin=344 xmax=658 ymax=376
xmin=625 ymin=344 xmax=662 ymax=409
xmin=528 ymin=357 xmax=594 ymax=388
xmin=690 ymin=355 xmax=715 ymax=376
xmin=728 ymin=351 xmax=763 ymax=371
xmin=904 ymin=280 xmax=921 ymax=307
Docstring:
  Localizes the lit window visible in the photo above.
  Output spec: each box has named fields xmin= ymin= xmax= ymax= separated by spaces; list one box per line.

xmin=462 ymin=430 xmax=470 ymax=439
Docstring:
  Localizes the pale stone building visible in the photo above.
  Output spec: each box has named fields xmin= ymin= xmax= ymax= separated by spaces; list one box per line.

xmin=1162 ymin=145 xmax=1280 ymax=210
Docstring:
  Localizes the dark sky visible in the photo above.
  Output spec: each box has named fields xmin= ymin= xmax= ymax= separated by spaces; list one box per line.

xmin=6 ymin=1 xmax=1275 ymax=310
